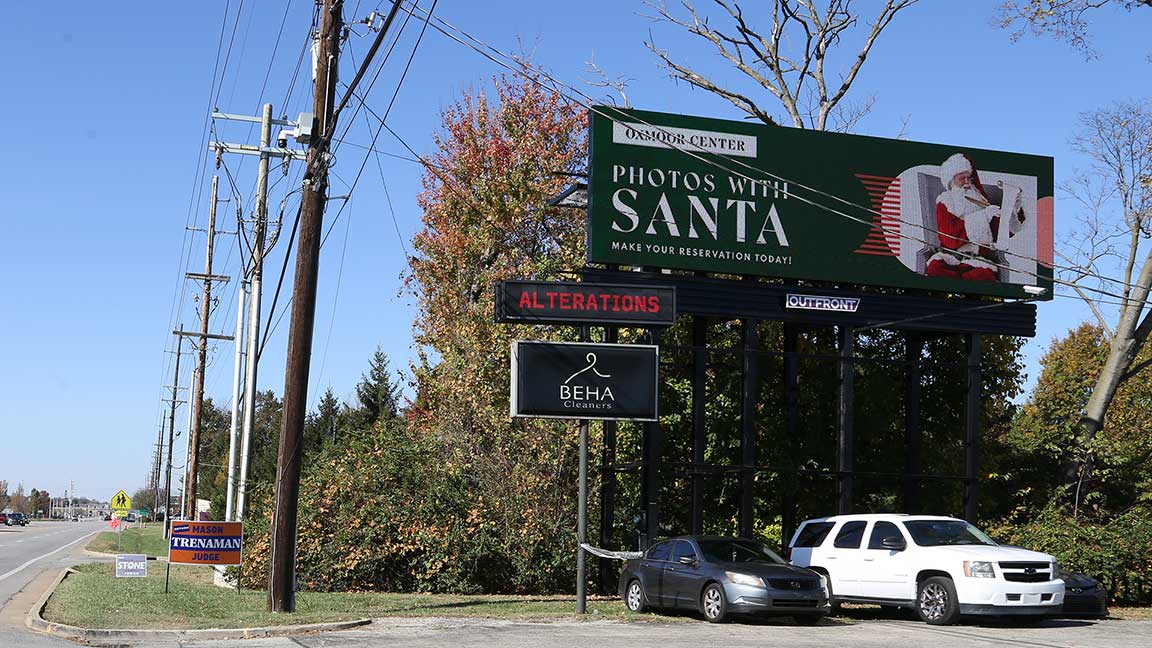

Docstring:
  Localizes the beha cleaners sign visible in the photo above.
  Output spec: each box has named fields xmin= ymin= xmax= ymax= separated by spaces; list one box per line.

xmin=510 ymin=341 xmax=659 ymax=421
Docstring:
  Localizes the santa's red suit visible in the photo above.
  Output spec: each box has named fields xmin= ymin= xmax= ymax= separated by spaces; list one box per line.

xmin=926 ymin=154 xmax=1002 ymax=282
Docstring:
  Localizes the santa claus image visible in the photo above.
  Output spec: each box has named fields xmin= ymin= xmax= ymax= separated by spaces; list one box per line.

xmin=925 ymin=153 xmax=1026 ymax=281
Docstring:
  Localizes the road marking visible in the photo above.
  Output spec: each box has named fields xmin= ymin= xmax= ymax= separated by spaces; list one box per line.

xmin=0 ymin=530 xmax=101 ymax=583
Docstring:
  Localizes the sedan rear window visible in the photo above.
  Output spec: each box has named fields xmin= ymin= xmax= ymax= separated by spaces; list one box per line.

xmin=793 ymin=522 xmax=835 ymax=548
xmin=698 ymin=539 xmax=784 ymax=564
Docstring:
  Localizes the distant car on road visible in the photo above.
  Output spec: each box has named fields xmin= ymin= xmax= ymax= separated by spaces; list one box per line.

xmin=619 ymin=535 xmax=829 ymax=624
xmin=0 ymin=513 xmax=8 ymax=526
xmin=125 ymin=513 xmax=137 ymax=522
xmin=5 ymin=513 xmax=28 ymax=526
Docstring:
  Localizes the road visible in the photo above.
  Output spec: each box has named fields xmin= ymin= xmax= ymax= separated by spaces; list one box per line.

xmin=0 ymin=519 xmax=103 ymax=648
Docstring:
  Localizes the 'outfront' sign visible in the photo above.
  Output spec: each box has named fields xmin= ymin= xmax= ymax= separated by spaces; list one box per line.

xmin=168 ymin=521 xmax=243 ymax=566
xmin=510 ymin=341 xmax=659 ymax=421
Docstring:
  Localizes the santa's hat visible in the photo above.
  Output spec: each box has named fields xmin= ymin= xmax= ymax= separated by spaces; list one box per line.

xmin=939 ymin=153 xmax=973 ymax=187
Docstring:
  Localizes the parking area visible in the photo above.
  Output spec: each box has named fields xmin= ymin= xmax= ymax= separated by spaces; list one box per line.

xmin=219 ymin=615 xmax=1150 ymax=648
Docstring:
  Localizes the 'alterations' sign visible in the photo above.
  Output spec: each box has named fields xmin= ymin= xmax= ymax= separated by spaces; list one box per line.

xmin=587 ymin=106 xmax=1054 ymax=300
xmin=496 ymin=281 xmax=676 ymax=326
xmin=510 ymin=341 xmax=658 ymax=421
xmin=168 ymin=521 xmax=243 ymax=566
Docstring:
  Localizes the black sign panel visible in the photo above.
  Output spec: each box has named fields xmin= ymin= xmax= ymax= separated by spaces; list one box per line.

xmin=510 ymin=341 xmax=659 ymax=421
xmin=496 ymin=281 xmax=676 ymax=326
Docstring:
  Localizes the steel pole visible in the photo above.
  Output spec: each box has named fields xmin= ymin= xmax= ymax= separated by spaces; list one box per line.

xmin=237 ymin=103 xmax=272 ymax=522
xmin=225 ymin=280 xmax=247 ymax=521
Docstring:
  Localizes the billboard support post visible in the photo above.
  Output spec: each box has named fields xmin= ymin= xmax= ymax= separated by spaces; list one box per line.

xmin=576 ymin=326 xmax=590 ymax=615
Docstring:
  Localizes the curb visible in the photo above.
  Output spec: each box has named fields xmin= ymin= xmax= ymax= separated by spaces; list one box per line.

xmin=25 ymin=568 xmax=371 ymax=641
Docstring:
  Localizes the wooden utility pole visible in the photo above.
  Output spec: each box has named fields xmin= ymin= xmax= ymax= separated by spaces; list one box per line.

xmin=183 ymin=176 xmax=222 ymax=519
xmin=268 ymin=0 xmax=343 ymax=613
xmin=163 ymin=330 xmax=186 ymax=534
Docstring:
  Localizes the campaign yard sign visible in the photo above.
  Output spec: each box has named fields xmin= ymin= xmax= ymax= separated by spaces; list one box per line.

xmin=115 ymin=554 xmax=148 ymax=578
xmin=587 ymin=106 xmax=1054 ymax=300
xmin=168 ymin=521 xmax=243 ymax=566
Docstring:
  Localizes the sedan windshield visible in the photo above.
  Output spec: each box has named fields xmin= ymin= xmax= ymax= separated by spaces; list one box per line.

xmin=904 ymin=520 xmax=998 ymax=547
xmin=697 ymin=539 xmax=784 ymax=564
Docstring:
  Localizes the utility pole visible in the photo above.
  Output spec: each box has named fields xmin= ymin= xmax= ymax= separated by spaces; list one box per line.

xmin=269 ymin=0 xmax=343 ymax=613
xmin=151 ymin=426 xmax=164 ymax=518
xmin=163 ymin=330 xmax=187 ymax=535
xmin=183 ymin=175 xmax=227 ymax=519
xmin=225 ymin=279 xmax=247 ymax=521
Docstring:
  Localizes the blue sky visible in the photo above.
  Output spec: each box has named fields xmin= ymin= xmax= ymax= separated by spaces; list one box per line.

xmin=1 ymin=1 xmax=1148 ymax=503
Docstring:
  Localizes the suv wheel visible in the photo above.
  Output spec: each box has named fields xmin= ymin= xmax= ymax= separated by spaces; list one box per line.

xmin=916 ymin=576 xmax=960 ymax=625
xmin=625 ymin=580 xmax=647 ymax=613
xmin=701 ymin=583 xmax=730 ymax=623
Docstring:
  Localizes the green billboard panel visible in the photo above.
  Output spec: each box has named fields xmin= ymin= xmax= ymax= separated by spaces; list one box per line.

xmin=587 ymin=107 xmax=1054 ymax=300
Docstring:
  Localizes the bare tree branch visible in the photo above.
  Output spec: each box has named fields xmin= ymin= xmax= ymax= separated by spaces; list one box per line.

xmin=997 ymin=0 xmax=1151 ymax=57
xmin=644 ymin=0 xmax=919 ymax=131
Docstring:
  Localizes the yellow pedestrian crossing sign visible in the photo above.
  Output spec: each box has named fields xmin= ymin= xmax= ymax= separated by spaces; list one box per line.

xmin=111 ymin=490 xmax=132 ymax=516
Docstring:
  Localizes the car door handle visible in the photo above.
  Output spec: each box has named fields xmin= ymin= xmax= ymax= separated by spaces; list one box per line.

xmin=863 ymin=558 xmax=875 ymax=562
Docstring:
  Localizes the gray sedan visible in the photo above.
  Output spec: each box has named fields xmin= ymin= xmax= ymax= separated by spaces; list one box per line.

xmin=619 ymin=535 xmax=830 ymax=623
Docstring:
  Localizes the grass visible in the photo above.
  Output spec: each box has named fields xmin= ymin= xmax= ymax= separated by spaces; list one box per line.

xmin=1111 ymin=607 xmax=1152 ymax=621
xmin=45 ymin=563 xmax=1150 ymax=630
xmin=43 ymin=563 xmax=672 ymax=629
xmin=86 ymin=524 xmax=169 ymax=558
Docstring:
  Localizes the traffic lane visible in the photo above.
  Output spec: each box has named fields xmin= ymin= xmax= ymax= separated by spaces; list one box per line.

xmin=0 ymin=520 xmax=103 ymax=608
xmin=164 ymin=616 xmax=1152 ymax=648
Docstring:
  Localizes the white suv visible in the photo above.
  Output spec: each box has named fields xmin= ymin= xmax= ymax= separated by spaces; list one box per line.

xmin=787 ymin=514 xmax=1063 ymax=625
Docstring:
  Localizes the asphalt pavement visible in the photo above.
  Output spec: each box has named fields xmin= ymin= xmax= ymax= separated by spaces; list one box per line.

xmin=0 ymin=518 xmax=103 ymax=648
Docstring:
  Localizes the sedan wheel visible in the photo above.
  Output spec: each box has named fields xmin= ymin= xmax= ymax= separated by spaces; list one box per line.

xmin=625 ymin=580 xmax=647 ymax=613
xmin=701 ymin=583 xmax=729 ymax=623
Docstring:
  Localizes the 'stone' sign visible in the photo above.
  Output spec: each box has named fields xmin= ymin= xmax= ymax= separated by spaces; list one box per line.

xmin=510 ymin=341 xmax=659 ymax=421
xmin=115 ymin=554 xmax=148 ymax=578
xmin=587 ymin=106 xmax=1054 ymax=300
xmin=496 ymin=281 xmax=676 ymax=326
xmin=168 ymin=521 xmax=243 ymax=566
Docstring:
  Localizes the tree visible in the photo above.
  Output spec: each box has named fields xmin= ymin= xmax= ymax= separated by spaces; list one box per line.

xmin=645 ymin=0 xmax=919 ymax=130
xmin=7 ymin=483 xmax=27 ymax=515
xmin=350 ymin=348 xmax=403 ymax=428
xmin=0 ymin=481 xmax=7 ymax=511
xmin=406 ymin=73 xmax=589 ymax=592
xmin=305 ymin=387 xmax=343 ymax=446
xmin=998 ymin=0 xmax=1152 ymax=55
xmin=1054 ymin=101 xmax=1152 ymax=508
xmin=994 ymin=323 xmax=1152 ymax=516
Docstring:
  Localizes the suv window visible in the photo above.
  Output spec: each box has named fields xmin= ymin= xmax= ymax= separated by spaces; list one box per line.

xmin=647 ymin=541 xmax=673 ymax=561
xmin=833 ymin=521 xmax=867 ymax=549
xmin=794 ymin=521 xmax=835 ymax=547
xmin=868 ymin=521 xmax=903 ymax=550
xmin=670 ymin=540 xmax=697 ymax=563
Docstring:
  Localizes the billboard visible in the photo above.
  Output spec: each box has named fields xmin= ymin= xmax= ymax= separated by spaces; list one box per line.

xmin=510 ymin=341 xmax=659 ymax=421
xmin=168 ymin=520 xmax=243 ymax=566
xmin=587 ymin=107 xmax=1054 ymax=300
xmin=495 ymin=280 xmax=676 ymax=326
